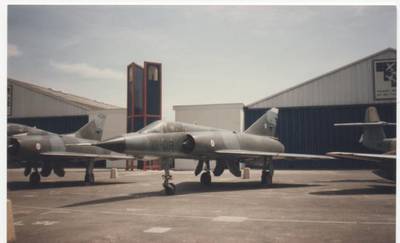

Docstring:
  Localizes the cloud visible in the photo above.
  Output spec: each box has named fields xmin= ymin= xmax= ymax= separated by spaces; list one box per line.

xmin=50 ymin=61 xmax=124 ymax=80
xmin=8 ymin=44 xmax=22 ymax=57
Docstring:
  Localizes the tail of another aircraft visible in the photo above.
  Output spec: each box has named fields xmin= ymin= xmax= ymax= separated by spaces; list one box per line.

xmin=334 ymin=106 xmax=395 ymax=151
xmin=74 ymin=113 xmax=106 ymax=141
xmin=244 ymin=108 xmax=278 ymax=137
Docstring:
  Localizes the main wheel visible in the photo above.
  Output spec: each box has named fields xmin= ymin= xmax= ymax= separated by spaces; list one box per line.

xmin=29 ymin=172 xmax=41 ymax=185
xmin=261 ymin=171 xmax=273 ymax=186
xmin=164 ymin=183 xmax=176 ymax=195
xmin=85 ymin=173 xmax=95 ymax=185
xmin=200 ymin=172 xmax=212 ymax=185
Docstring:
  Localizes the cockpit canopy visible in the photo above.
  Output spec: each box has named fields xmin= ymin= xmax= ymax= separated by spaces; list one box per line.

xmin=137 ymin=120 xmax=223 ymax=134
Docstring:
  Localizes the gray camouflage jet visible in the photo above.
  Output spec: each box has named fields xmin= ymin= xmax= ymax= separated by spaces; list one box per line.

xmin=8 ymin=114 xmax=133 ymax=185
xmin=327 ymin=106 xmax=396 ymax=180
xmin=91 ymin=108 xmax=332 ymax=195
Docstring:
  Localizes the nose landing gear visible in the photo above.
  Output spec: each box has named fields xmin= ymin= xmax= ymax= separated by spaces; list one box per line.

xmin=162 ymin=158 xmax=176 ymax=195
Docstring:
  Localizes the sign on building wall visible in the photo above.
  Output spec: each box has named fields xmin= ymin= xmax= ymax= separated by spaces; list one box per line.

xmin=373 ymin=59 xmax=396 ymax=100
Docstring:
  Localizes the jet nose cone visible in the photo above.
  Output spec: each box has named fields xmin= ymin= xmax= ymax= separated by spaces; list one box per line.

xmin=96 ymin=137 xmax=126 ymax=153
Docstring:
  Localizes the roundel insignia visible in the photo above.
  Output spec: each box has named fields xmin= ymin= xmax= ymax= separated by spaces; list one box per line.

xmin=35 ymin=143 xmax=42 ymax=151
xmin=210 ymin=139 xmax=215 ymax=147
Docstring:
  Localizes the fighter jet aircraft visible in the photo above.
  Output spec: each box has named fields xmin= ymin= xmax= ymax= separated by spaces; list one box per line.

xmin=8 ymin=114 xmax=133 ymax=185
xmin=327 ymin=106 xmax=396 ymax=180
xmin=91 ymin=108 xmax=332 ymax=195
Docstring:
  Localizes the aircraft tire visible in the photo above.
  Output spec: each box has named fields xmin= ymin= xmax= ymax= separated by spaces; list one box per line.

xmin=200 ymin=172 xmax=211 ymax=185
xmin=261 ymin=171 xmax=273 ymax=186
xmin=85 ymin=173 xmax=95 ymax=185
xmin=29 ymin=172 xmax=41 ymax=185
xmin=164 ymin=183 xmax=176 ymax=195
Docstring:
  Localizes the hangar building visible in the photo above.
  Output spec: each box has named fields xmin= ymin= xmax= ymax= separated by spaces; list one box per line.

xmin=245 ymin=48 xmax=396 ymax=168
xmin=7 ymin=78 xmax=127 ymax=167
xmin=174 ymin=48 xmax=396 ymax=170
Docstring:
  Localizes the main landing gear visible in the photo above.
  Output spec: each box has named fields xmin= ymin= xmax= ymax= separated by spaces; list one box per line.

xmin=200 ymin=160 xmax=212 ymax=186
xmin=162 ymin=158 xmax=176 ymax=195
xmin=84 ymin=161 xmax=95 ymax=185
xmin=195 ymin=160 xmax=212 ymax=185
xmin=261 ymin=158 xmax=273 ymax=186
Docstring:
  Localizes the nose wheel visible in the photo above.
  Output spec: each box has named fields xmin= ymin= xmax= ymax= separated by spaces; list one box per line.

xmin=162 ymin=158 xmax=176 ymax=195
xmin=162 ymin=174 xmax=175 ymax=195
xmin=163 ymin=180 xmax=176 ymax=195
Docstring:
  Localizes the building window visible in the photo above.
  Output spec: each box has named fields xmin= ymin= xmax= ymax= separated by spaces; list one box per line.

xmin=148 ymin=65 xmax=159 ymax=81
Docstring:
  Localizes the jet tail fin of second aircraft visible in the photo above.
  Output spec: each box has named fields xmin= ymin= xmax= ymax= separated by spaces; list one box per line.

xmin=74 ymin=113 xmax=106 ymax=141
xmin=335 ymin=106 xmax=394 ymax=151
xmin=244 ymin=107 xmax=278 ymax=137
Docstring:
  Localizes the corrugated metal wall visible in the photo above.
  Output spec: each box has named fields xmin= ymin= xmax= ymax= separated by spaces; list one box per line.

xmin=9 ymin=82 xmax=87 ymax=118
xmin=249 ymin=49 xmax=396 ymax=109
xmin=244 ymin=104 xmax=396 ymax=169
xmin=8 ymin=115 xmax=88 ymax=134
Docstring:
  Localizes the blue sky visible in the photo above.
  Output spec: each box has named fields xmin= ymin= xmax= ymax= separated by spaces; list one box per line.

xmin=7 ymin=6 xmax=396 ymax=120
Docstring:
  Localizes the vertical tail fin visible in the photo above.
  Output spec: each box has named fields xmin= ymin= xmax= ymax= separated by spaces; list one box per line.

xmin=361 ymin=107 xmax=386 ymax=149
xmin=244 ymin=108 xmax=278 ymax=137
xmin=334 ymin=106 xmax=394 ymax=151
xmin=74 ymin=114 xmax=106 ymax=141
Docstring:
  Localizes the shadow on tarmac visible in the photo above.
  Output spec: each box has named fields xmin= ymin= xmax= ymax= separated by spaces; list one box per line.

xmin=310 ymin=185 xmax=395 ymax=196
xmin=313 ymin=179 xmax=394 ymax=184
xmin=7 ymin=180 xmax=135 ymax=191
xmin=63 ymin=181 xmax=321 ymax=208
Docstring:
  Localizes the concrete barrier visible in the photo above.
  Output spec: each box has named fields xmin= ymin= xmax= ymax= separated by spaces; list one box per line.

xmin=242 ymin=167 xmax=250 ymax=179
xmin=110 ymin=168 xmax=118 ymax=179
xmin=7 ymin=199 xmax=16 ymax=243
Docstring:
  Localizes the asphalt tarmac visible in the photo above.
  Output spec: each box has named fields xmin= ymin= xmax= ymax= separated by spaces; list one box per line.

xmin=7 ymin=168 xmax=395 ymax=243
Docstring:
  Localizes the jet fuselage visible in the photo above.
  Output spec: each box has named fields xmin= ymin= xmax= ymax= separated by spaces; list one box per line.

xmin=98 ymin=129 xmax=285 ymax=161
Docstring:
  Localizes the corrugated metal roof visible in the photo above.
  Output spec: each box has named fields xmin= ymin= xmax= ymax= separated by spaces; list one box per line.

xmin=247 ymin=48 xmax=396 ymax=109
xmin=8 ymin=78 xmax=122 ymax=110
xmin=173 ymin=103 xmax=244 ymax=110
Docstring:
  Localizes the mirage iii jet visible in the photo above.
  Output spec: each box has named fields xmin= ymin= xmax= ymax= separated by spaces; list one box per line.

xmin=91 ymin=108 xmax=332 ymax=195
xmin=327 ymin=106 xmax=396 ymax=180
xmin=8 ymin=114 xmax=133 ymax=185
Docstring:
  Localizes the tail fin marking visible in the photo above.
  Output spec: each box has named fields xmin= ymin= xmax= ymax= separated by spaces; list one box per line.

xmin=244 ymin=108 xmax=278 ymax=137
xmin=74 ymin=113 xmax=106 ymax=141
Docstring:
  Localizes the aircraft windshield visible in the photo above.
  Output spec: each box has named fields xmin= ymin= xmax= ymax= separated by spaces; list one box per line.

xmin=137 ymin=120 xmax=164 ymax=134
